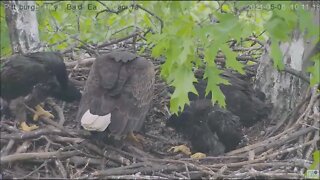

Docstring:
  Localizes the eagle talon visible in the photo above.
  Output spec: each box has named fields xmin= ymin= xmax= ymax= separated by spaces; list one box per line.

xmin=191 ymin=152 xmax=207 ymax=159
xmin=168 ymin=145 xmax=192 ymax=156
xmin=19 ymin=121 xmax=39 ymax=131
xmin=33 ymin=105 xmax=54 ymax=121
xmin=126 ymin=132 xmax=145 ymax=145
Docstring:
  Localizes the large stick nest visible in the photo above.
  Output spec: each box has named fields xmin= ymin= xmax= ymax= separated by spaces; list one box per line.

xmin=1 ymin=43 xmax=319 ymax=179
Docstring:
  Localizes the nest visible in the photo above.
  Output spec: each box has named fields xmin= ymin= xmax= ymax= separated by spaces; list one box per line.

xmin=1 ymin=45 xmax=319 ymax=179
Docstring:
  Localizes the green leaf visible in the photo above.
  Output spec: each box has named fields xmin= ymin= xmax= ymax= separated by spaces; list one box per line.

xmin=265 ymin=16 xmax=289 ymax=41
xmin=221 ymin=45 xmax=245 ymax=74
xmin=204 ymin=64 xmax=229 ymax=107
xmin=204 ymin=45 xmax=219 ymax=64
xmin=221 ymin=4 xmax=231 ymax=13
xmin=107 ymin=14 xmax=118 ymax=26
xmin=298 ymin=9 xmax=318 ymax=39
xmin=51 ymin=10 xmax=63 ymax=22
xmin=169 ymin=65 xmax=198 ymax=114
xmin=270 ymin=41 xmax=284 ymax=70
xmin=161 ymin=38 xmax=182 ymax=79
xmin=214 ymin=13 xmax=239 ymax=35
xmin=119 ymin=17 xmax=128 ymax=26
xmin=143 ymin=13 xmax=153 ymax=27
xmin=310 ymin=150 xmax=320 ymax=170
xmin=177 ymin=38 xmax=193 ymax=65
xmin=305 ymin=150 xmax=320 ymax=177
xmin=151 ymin=38 xmax=168 ymax=58
xmin=307 ymin=53 xmax=320 ymax=86
xmin=0 ymin=4 xmax=11 ymax=56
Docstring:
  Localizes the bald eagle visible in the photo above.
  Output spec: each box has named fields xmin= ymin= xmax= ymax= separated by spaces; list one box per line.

xmin=76 ymin=50 xmax=155 ymax=140
xmin=1 ymin=52 xmax=81 ymax=131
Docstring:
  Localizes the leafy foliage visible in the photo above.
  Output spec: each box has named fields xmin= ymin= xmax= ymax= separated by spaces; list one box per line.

xmin=308 ymin=53 xmax=320 ymax=87
xmin=0 ymin=4 xmax=12 ymax=56
xmin=305 ymin=150 xmax=320 ymax=177
xmin=1 ymin=1 xmax=318 ymax=113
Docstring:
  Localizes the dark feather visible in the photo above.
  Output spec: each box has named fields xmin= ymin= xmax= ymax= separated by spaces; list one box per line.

xmin=167 ymin=100 xmax=226 ymax=156
xmin=1 ymin=52 xmax=80 ymax=102
xmin=193 ymin=72 xmax=271 ymax=127
xmin=1 ymin=52 xmax=81 ymax=121
xmin=207 ymin=107 xmax=243 ymax=151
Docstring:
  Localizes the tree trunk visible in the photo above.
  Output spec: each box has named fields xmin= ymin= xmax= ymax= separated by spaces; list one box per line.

xmin=4 ymin=1 xmax=40 ymax=54
xmin=254 ymin=8 xmax=319 ymax=130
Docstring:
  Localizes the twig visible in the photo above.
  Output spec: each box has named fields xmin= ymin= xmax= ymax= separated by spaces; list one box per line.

xmin=55 ymin=159 xmax=67 ymax=178
xmin=15 ymin=140 xmax=31 ymax=153
xmin=112 ymin=26 xmax=135 ymax=36
xmin=146 ymin=158 xmax=216 ymax=176
xmin=104 ymin=144 xmax=145 ymax=162
xmin=135 ymin=4 xmax=163 ymax=33
xmin=1 ymin=150 xmax=81 ymax=164
xmin=243 ymin=160 xmax=308 ymax=169
xmin=173 ymin=171 xmax=188 ymax=179
xmin=1 ymin=139 xmax=15 ymax=156
xmin=105 ymin=174 xmax=168 ymax=179
xmin=50 ymin=136 xmax=85 ymax=144
xmin=257 ymin=137 xmax=319 ymax=160
xmin=92 ymin=163 xmax=183 ymax=177
xmin=95 ymin=1 xmax=128 ymax=18
xmin=254 ymin=126 xmax=317 ymax=155
xmin=65 ymin=57 xmax=95 ymax=67
xmin=97 ymin=32 xmax=140 ymax=49
xmin=282 ymin=66 xmax=310 ymax=83
xmin=16 ymin=161 xmax=47 ymax=179
xmin=0 ymin=128 xmax=68 ymax=140
xmin=80 ymin=140 xmax=130 ymax=165
xmin=0 ymin=123 xmax=19 ymax=133
xmin=47 ymin=99 xmax=65 ymax=126
xmin=69 ymin=156 xmax=103 ymax=167
xmin=154 ymin=172 xmax=180 ymax=179
xmin=41 ymin=118 xmax=89 ymax=138
xmin=219 ymin=171 xmax=303 ymax=179
xmin=181 ymin=154 xmax=247 ymax=161
xmin=71 ymin=157 xmax=90 ymax=179
xmin=226 ymin=124 xmax=315 ymax=156
xmin=267 ymin=95 xmax=309 ymax=136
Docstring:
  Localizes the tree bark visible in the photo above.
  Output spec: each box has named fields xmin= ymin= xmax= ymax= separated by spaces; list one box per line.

xmin=4 ymin=1 xmax=40 ymax=54
xmin=254 ymin=7 xmax=319 ymax=124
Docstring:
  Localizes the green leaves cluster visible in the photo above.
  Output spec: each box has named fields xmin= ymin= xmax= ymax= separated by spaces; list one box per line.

xmin=145 ymin=1 xmax=319 ymax=113
xmin=0 ymin=4 xmax=11 ymax=56
xmin=305 ymin=150 xmax=320 ymax=177
xmin=146 ymin=2 xmax=242 ymax=113
xmin=262 ymin=1 xmax=319 ymax=71
xmin=1 ymin=1 xmax=318 ymax=114
xmin=36 ymin=1 xmax=147 ymax=50
xmin=308 ymin=53 xmax=320 ymax=87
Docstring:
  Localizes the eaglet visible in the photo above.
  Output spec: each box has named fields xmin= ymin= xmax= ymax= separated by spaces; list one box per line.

xmin=1 ymin=52 xmax=81 ymax=131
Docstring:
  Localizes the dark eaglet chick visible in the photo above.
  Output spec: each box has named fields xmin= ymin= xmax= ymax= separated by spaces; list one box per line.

xmin=167 ymin=99 xmax=226 ymax=156
xmin=0 ymin=52 xmax=81 ymax=131
xmin=76 ymin=50 xmax=155 ymax=142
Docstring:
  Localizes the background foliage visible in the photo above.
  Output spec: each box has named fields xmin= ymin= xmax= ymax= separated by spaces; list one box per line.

xmin=1 ymin=1 xmax=319 ymax=114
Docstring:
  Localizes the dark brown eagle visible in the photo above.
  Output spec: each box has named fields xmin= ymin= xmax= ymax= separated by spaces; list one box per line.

xmin=1 ymin=52 xmax=81 ymax=131
xmin=76 ymin=50 xmax=155 ymax=140
xmin=167 ymin=99 xmax=226 ymax=156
